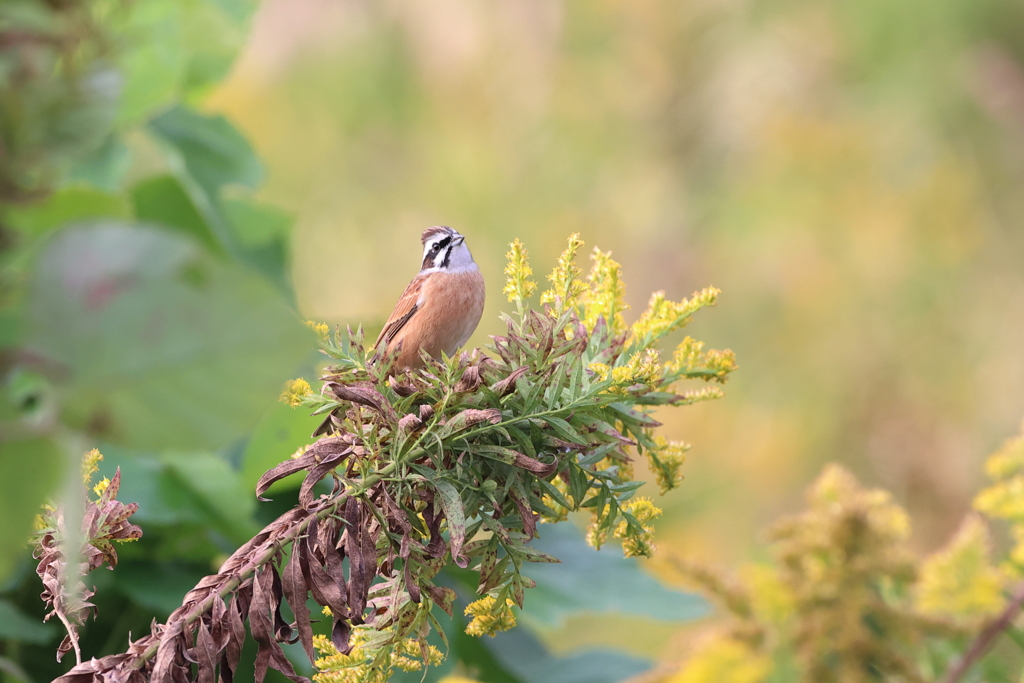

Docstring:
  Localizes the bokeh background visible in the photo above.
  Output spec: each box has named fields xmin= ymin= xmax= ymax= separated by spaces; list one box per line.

xmin=4 ymin=0 xmax=1024 ymax=679
xmin=210 ymin=0 xmax=1024 ymax=577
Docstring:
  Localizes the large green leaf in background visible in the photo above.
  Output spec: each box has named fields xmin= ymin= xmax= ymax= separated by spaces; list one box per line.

xmin=149 ymin=105 xmax=263 ymax=198
xmin=112 ymin=0 xmax=258 ymax=125
xmin=241 ymin=401 xmax=321 ymax=497
xmin=519 ymin=523 xmax=709 ymax=628
xmin=22 ymin=223 xmax=312 ymax=451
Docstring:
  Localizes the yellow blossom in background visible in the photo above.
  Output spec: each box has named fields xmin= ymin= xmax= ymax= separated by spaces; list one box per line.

xmin=679 ymin=387 xmax=726 ymax=404
xmin=305 ymin=319 xmax=330 ymax=342
xmin=464 ymin=596 xmax=517 ymax=637
xmin=981 ymin=434 xmax=1024 ymax=480
xmin=280 ymin=377 xmax=313 ymax=407
xmin=585 ymin=514 xmax=610 ymax=550
xmin=539 ymin=233 xmax=585 ymax=314
xmin=580 ymin=247 xmax=628 ymax=333
xmin=975 ymin=433 xmax=1024 ymax=525
xmin=739 ymin=564 xmax=795 ymax=625
xmin=614 ymin=497 xmax=662 ymax=558
xmin=647 ymin=436 xmax=689 ymax=494
xmin=81 ymin=448 xmax=103 ymax=485
xmin=502 ymin=238 xmax=537 ymax=305
xmin=666 ymin=637 xmax=771 ymax=683
xmin=916 ymin=514 xmax=1004 ymax=621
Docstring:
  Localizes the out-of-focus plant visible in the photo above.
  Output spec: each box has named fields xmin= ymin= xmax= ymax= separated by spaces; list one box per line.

xmin=42 ymin=235 xmax=735 ymax=683
xmin=661 ymin=426 xmax=1024 ymax=683
xmin=33 ymin=450 xmax=142 ymax=665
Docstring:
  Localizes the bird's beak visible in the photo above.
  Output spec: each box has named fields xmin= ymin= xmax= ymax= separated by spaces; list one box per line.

xmin=454 ymin=235 xmax=466 ymax=245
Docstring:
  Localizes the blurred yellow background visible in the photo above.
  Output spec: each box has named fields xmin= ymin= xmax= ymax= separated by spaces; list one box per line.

xmin=205 ymin=0 xmax=1024 ymax=659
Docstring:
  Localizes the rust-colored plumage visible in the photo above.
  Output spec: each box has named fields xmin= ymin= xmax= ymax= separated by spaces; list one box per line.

xmin=375 ymin=227 xmax=485 ymax=370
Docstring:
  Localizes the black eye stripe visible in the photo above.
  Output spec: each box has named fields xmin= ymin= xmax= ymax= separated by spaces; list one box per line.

xmin=433 ymin=237 xmax=452 ymax=251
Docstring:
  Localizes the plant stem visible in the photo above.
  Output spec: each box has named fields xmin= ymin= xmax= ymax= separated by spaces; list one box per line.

xmin=131 ymin=459 xmax=400 ymax=671
xmin=940 ymin=581 xmax=1024 ymax=683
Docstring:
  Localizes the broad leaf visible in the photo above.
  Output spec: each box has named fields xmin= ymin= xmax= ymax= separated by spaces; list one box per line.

xmin=23 ymin=223 xmax=312 ymax=450
xmin=0 ymin=599 xmax=56 ymax=645
xmin=521 ymin=524 xmax=708 ymax=628
xmin=149 ymin=105 xmax=262 ymax=197
xmin=241 ymin=401 xmax=322 ymax=497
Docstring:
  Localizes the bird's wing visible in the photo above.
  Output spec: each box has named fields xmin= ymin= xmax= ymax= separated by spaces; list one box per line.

xmin=375 ymin=276 xmax=423 ymax=349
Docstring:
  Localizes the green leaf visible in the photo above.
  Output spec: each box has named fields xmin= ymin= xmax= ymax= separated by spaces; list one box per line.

xmin=520 ymin=524 xmax=708 ymax=628
xmin=149 ymin=105 xmax=263 ymax=197
xmin=431 ymin=477 xmax=468 ymax=567
xmin=131 ymin=174 xmax=222 ymax=253
xmin=66 ymin=134 xmax=131 ymax=191
xmin=179 ymin=0 xmax=259 ymax=97
xmin=0 ymin=599 xmax=55 ymax=645
xmin=241 ymin=402 xmax=322 ymax=496
xmin=0 ymin=437 xmax=62 ymax=583
xmin=161 ymin=451 xmax=258 ymax=541
xmin=113 ymin=1 xmax=187 ymax=125
xmin=222 ymin=197 xmax=293 ymax=293
xmin=484 ymin=626 xmax=651 ymax=683
xmin=115 ymin=561 xmax=212 ymax=617
xmin=3 ymin=185 xmax=131 ymax=236
xmin=23 ymin=223 xmax=313 ymax=450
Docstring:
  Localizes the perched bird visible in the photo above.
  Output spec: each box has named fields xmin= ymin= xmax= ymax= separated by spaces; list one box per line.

xmin=374 ymin=226 xmax=485 ymax=370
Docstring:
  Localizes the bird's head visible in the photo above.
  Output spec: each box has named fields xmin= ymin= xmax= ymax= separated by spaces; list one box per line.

xmin=420 ymin=226 xmax=475 ymax=273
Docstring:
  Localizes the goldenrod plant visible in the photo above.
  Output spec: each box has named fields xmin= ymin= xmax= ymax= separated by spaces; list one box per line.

xmin=43 ymin=235 xmax=735 ymax=683
xmin=663 ymin=426 xmax=1024 ymax=683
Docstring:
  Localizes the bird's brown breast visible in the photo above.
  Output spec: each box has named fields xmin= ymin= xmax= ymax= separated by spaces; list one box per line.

xmin=387 ymin=269 xmax=485 ymax=369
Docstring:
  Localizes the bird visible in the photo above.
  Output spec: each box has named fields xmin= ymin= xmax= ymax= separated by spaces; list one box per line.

xmin=374 ymin=226 xmax=485 ymax=371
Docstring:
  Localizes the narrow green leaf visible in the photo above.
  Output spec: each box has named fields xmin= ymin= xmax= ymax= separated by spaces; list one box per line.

xmin=431 ymin=477 xmax=468 ymax=568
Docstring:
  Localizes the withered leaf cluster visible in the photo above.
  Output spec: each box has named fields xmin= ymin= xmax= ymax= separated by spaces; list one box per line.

xmin=35 ymin=469 xmax=142 ymax=664
xmin=49 ymin=304 xmax=711 ymax=683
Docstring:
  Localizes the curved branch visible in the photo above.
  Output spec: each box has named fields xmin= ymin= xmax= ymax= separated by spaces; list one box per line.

xmin=941 ymin=581 xmax=1024 ymax=683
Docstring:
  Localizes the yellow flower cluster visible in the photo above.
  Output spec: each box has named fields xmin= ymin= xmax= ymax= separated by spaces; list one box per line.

xmin=590 ymin=350 xmax=665 ymax=393
xmin=680 ymin=387 xmax=726 ymax=404
xmin=580 ymin=247 xmax=628 ymax=333
xmin=630 ymin=287 xmax=719 ymax=343
xmin=93 ymin=478 xmax=111 ymax=497
xmin=312 ymin=629 xmax=443 ymax=683
xmin=666 ymin=637 xmax=772 ymax=683
xmin=306 ymin=319 xmax=330 ymax=342
xmin=916 ymin=514 xmax=1004 ymax=621
xmin=974 ymin=432 xmax=1024 ymax=575
xmin=614 ymin=497 xmax=663 ymax=558
xmin=647 ymin=436 xmax=689 ymax=494
xmin=82 ymin=448 xmax=103 ymax=485
xmin=502 ymin=238 xmax=537 ymax=305
xmin=666 ymin=337 xmax=738 ymax=384
xmin=464 ymin=596 xmax=517 ymax=637
xmin=739 ymin=564 xmax=795 ymax=625
xmin=975 ymin=434 xmax=1024 ymax=523
xmin=539 ymin=234 xmax=586 ymax=314
xmin=280 ymin=377 xmax=313 ymax=407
